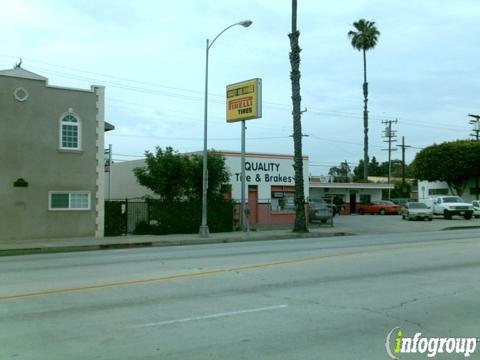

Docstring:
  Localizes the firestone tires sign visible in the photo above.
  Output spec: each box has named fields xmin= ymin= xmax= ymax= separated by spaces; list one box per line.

xmin=226 ymin=78 xmax=262 ymax=122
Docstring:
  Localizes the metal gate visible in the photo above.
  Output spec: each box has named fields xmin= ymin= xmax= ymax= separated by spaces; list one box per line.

xmin=126 ymin=201 xmax=148 ymax=233
xmin=105 ymin=199 xmax=149 ymax=235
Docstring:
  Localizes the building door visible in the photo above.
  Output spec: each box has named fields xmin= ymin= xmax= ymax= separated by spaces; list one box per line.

xmin=248 ymin=185 xmax=258 ymax=226
xmin=349 ymin=192 xmax=357 ymax=213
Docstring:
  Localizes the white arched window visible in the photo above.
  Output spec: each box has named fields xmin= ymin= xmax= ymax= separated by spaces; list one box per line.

xmin=59 ymin=113 xmax=81 ymax=150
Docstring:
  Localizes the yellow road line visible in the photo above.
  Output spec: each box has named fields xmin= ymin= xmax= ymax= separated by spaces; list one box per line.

xmin=1 ymin=237 xmax=478 ymax=301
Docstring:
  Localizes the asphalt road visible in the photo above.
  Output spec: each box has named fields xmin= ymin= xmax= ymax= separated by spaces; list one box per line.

xmin=1 ymin=229 xmax=480 ymax=359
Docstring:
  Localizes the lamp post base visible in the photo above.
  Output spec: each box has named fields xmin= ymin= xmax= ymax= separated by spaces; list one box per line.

xmin=199 ymin=225 xmax=210 ymax=238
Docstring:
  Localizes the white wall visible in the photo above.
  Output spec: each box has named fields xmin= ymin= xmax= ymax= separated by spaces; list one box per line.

xmin=106 ymin=159 xmax=155 ymax=200
xmin=309 ymin=188 xmax=383 ymax=202
xmin=418 ymin=180 xmax=450 ymax=200
xmin=224 ymin=153 xmax=309 ymax=201
xmin=418 ymin=179 xmax=479 ymax=202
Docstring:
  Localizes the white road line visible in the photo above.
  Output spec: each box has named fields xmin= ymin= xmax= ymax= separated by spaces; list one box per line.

xmin=132 ymin=304 xmax=289 ymax=328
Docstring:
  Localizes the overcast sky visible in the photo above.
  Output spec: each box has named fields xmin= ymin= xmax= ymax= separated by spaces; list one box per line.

xmin=1 ymin=0 xmax=479 ymax=175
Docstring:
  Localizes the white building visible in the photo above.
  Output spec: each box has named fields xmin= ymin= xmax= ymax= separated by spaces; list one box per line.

xmin=222 ymin=151 xmax=309 ymax=226
xmin=309 ymin=177 xmax=394 ymax=214
xmin=418 ymin=179 xmax=479 ymax=202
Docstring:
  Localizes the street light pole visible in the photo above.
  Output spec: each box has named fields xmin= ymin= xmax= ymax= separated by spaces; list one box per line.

xmin=199 ymin=38 xmax=210 ymax=238
xmin=199 ymin=20 xmax=253 ymax=238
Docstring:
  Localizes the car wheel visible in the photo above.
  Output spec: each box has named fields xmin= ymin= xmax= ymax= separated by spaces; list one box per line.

xmin=358 ymin=209 xmax=364 ymax=215
xmin=464 ymin=213 xmax=472 ymax=220
xmin=379 ymin=209 xmax=386 ymax=215
xmin=444 ymin=210 xmax=452 ymax=220
xmin=402 ymin=214 xmax=405 ymax=220
xmin=428 ymin=217 xmax=433 ymax=221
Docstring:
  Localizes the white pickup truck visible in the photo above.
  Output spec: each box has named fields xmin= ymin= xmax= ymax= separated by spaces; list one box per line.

xmin=423 ymin=196 xmax=474 ymax=220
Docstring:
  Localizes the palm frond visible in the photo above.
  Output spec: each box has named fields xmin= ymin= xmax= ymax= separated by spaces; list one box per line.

xmin=348 ymin=18 xmax=380 ymax=51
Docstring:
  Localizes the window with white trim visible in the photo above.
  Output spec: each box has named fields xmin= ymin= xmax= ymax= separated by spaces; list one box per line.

xmin=49 ymin=192 xmax=91 ymax=210
xmin=60 ymin=114 xmax=81 ymax=149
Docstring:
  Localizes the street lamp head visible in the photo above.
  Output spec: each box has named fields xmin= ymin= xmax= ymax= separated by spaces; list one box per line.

xmin=239 ymin=20 xmax=253 ymax=27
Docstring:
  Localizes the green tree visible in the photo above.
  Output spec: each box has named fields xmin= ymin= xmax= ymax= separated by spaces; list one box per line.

xmin=188 ymin=151 xmax=230 ymax=200
xmin=368 ymin=156 xmax=381 ymax=176
xmin=328 ymin=161 xmax=351 ymax=182
xmin=353 ymin=159 xmax=366 ymax=182
xmin=378 ymin=159 xmax=406 ymax=178
xmin=133 ymin=146 xmax=189 ymax=201
xmin=348 ymin=19 xmax=380 ymax=182
xmin=289 ymin=0 xmax=308 ymax=232
xmin=411 ymin=140 xmax=480 ymax=196
xmin=134 ymin=147 xmax=230 ymax=201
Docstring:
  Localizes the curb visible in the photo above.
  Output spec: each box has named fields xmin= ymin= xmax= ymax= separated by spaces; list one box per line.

xmin=442 ymin=225 xmax=480 ymax=231
xmin=0 ymin=231 xmax=352 ymax=257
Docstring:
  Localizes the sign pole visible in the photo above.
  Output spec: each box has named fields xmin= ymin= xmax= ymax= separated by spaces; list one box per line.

xmin=241 ymin=120 xmax=246 ymax=231
xmin=226 ymin=78 xmax=262 ymax=232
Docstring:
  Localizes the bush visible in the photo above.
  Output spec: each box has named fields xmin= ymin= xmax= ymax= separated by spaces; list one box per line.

xmin=133 ymin=221 xmax=151 ymax=235
xmin=147 ymin=198 xmax=234 ymax=235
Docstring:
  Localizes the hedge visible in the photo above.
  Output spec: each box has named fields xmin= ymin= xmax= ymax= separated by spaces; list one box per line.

xmin=141 ymin=198 xmax=235 ymax=235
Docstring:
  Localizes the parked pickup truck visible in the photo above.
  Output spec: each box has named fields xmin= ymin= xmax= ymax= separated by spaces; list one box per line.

xmin=423 ymin=196 xmax=474 ymax=220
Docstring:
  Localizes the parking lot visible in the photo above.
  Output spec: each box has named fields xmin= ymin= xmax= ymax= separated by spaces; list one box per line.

xmin=324 ymin=213 xmax=480 ymax=235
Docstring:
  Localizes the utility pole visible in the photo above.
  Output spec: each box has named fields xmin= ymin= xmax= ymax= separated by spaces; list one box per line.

xmin=396 ymin=136 xmax=411 ymax=198
xmin=468 ymin=114 xmax=480 ymax=141
xmin=468 ymin=114 xmax=480 ymax=199
xmin=104 ymin=144 xmax=112 ymax=200
xmin=382 ymin=119 xmax=398 ymax=199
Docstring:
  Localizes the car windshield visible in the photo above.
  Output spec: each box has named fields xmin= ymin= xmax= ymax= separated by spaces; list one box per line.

xmin=409 ymin=203 xmax=429 ymax=209
xmin=443 ymin=197 xmax=463 ymax=203
xmin=473 ymin=201 xmax=479 ymax=206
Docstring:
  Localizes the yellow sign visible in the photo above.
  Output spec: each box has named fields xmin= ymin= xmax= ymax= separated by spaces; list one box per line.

xmin=226 ymin=78 xmax=262 ymax=123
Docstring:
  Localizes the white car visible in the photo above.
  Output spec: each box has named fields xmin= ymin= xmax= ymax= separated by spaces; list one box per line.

xmin=473 ymin=200 xmax=480 ymax=218
xmin=424 ymin=196 xmax=474 ymax=220
xmin=401 ymin=202 xmax=433 ymax=221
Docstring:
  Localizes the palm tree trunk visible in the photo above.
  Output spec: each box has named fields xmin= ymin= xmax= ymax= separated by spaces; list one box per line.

xmin=362 ymin=48 xmax=369 ymax=182
xmin=289 ymin=0 xmax=308 ymax=232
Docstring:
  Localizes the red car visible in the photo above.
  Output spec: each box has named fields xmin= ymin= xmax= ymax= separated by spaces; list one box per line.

xmin=357 ymin=201 xmax=402 ymax=215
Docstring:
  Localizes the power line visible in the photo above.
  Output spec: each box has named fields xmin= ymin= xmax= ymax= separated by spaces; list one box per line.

xmin=0 ymin=55 xmax=211 ymax=96
xmin=11 ymin=59 xmax=471 ymax=134
xmin=2 ymin=55 xmax=451 ymax=129
xmin=108 ymin=133 xmax=290 ymax=141
xmin=308 ymin=134 xmax=385 ymax=149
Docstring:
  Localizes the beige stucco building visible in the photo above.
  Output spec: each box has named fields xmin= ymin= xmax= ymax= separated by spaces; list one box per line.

xmin=0 ymin=66 xmax=113 ymax=241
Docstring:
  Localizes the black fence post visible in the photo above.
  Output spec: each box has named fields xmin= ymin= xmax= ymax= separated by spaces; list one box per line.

xmin=124 ymin=198 xmax=128 ymax=235
xmin=146 ymin=200 xmax=150 ymax=226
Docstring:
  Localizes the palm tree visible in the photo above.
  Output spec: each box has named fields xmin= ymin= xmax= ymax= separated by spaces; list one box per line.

xmin=289 ymin=0 xmax=307 ymax=232
xmin=348 ymin=19 xmax=380 ymax=182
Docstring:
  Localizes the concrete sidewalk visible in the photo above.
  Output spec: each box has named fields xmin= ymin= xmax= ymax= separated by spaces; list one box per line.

xmin=2 ymin=214 xmax=479 ymax=256
xmin=0 ymin=225 xmax=348 ymax=256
